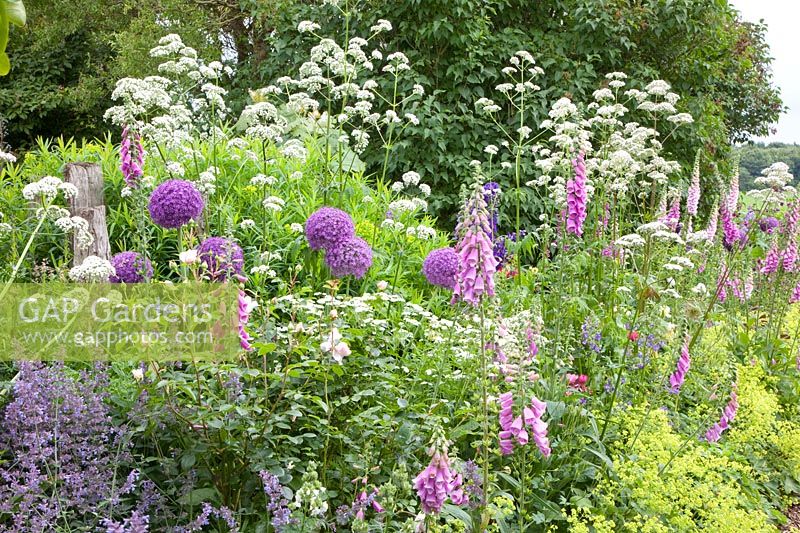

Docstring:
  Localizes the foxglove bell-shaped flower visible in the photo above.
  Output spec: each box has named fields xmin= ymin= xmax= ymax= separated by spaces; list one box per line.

xmin=452 ymin=185 xmax=497 ymax=306
xmin=525 ymin=396 xmax=552 ymax=457
xmin=566 ymin=153 xmax=588 ymax=237
xmin=414 ymin=429 xmax=467 ymax=513
xmin=238 ymin=290 xmax=257 ymax=351
xmin=783 ymin=238 xmax=797 ymax=273
xmin=705 ymin=202 xmax=719 ymax=242
xmin=687 ymin=156 xmax=701 ymax=216
xmin=120 ymin=126 xmax=144 ymax=188
xmin=669 ymin=337 xmax=691 ymax=393
xmin=761 ymin=243 xmax=781 ymax=275
xmin=705 ymin=388 xmax=738 ymax=443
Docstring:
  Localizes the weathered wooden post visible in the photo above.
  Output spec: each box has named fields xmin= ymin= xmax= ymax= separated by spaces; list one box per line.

xmin=64 ymin=162 xmax=110 ymax=264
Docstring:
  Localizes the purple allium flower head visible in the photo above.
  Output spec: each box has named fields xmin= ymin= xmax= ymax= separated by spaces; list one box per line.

xmin=566 ymin=152 xmax=588 ymax=237
xmin=668 ymin=337 xmax=691 ymax=393
xmin=705 ymin=388 xmax=738 ymax=443
xmin=759 ymin=216 xmax=780 ymax=234
xmin=452 ymin=185 xmax=497 ymax=306
xmin=120 ymin=126 xmax=144 ymax=189
xmin=305 ymin=207 xmax=355 ymax=251
xmin=324 ymin=237 xmax=373 ymax=279
xmin=109 ymin=251 xmax=153 ymax=283
xmin=687 ymin=155 xmax=701 ymax=216
xmin=422 ymin=247 xmax=458 ymax=289
xmin=148 ymin=179 xmax=204 ymax=229
xmin=197 ymin=237 xmax=244 ymax=281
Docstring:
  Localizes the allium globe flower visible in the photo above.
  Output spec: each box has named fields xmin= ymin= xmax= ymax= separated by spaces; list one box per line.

xmin=324 ymin=237 xmax=373 ymax=279
xmin=197 ymin=237 xmax=244 ymax=281
xmin=422 ymin=247 xmax=458 ymax=289
xmin=148 ymin=179 xmax=204 ymax=229
xmin=305 ymin=207 xmax=355 ymax=251
xmin=109 ymin=251 xmax=153 ymax=283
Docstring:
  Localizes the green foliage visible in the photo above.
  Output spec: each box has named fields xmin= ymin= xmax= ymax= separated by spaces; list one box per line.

xmin=0 ymin=0 xmax=219 ymax=146
xmin=0 ymin=0 xmax=25 ymax=75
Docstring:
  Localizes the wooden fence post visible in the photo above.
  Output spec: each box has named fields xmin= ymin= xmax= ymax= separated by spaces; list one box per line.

xmin=64 ymin=163 xmax=110 ymax=265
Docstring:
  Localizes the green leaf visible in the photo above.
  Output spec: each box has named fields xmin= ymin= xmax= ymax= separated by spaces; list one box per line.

xmin=0 ymin=0 xmax=25 ymax=76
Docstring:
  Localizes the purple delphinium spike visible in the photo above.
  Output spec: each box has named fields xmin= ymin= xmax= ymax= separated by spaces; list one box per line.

xmin=669 ymin=338 xmax=691 ymax=393
xmin=566 ymin=152 xmax=588 ymax=237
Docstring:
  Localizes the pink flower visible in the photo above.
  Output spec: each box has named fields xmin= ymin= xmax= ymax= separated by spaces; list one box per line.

xmin=727 ymin=170 xmax=739 ymax=213
xmin=687 ymin=162 xmax=701 ymax=216
xmin=527 ymin=396 xmax=551 ymax=457
xmin=566 ymin=152 xmax=588 ymax=237
xmin=706 ymin=388 xmax=738 ymax=443
xmin=790 ymin=282 xmax=800 ymax=304
xmin=783 ymin=238 xmax=797 ymax=273
xmin=414 ymin=441 xmax=466 ymax=514
xmin=120 ymin=126 xmax=144 ymax=188
xmin=669 ymin=338 xmax=691 ymax=393
xmin=785 ymin=199 xmax=800 ymax=236
xmin=566 ymin=373 xmax=588 ymax=393
xmin=237 ymin=290 xmax=257 ymax=350
xmin=760 ymin=243 xmax=781 ymax=275
xmin=721 ymin=204 xmax=740 ymax=251
xmin=664 ymin=196 xmax=681 ymax=232
xmin=526 ymin=326 xmax=539 ymax=359
xmin=452 ymin=186 xmax=498 ymax=306
xmin=705 ymin=203 xmax=719 ymax=242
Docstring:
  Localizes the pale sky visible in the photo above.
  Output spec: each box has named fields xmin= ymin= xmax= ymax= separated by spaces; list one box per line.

xmin=731 ymin=0 xmax=800 ymax=144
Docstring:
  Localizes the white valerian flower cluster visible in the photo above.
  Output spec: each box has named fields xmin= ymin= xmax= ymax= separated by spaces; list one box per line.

xmin=755 ymin=162 xmax=794 ymax=190
xmin=54 ymin=216 xmax=95 ymax=249
xmin=526 ymin=71 xmax=687 ymax=211
xmin=0 ymin=212 xmax=11 ymax=236
xmin=22 ymin=176 xmax=78 ymax=203
xmin=388 ymin=197 xmax=427 ymax=214
xmin=105 ymin=34 xmax=233 ymax=147
xmin=68 ymin=256 xmax=116 ymax=283
xmin=195 ymin=167 xmax=217 ymax=195
xmin=0 ymin=149 xmax=16 ymax=164
xmin=405 ymin=224 xmax=437 ymax=240
xmin=263 ymin=195 xmax=286 ymax=212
